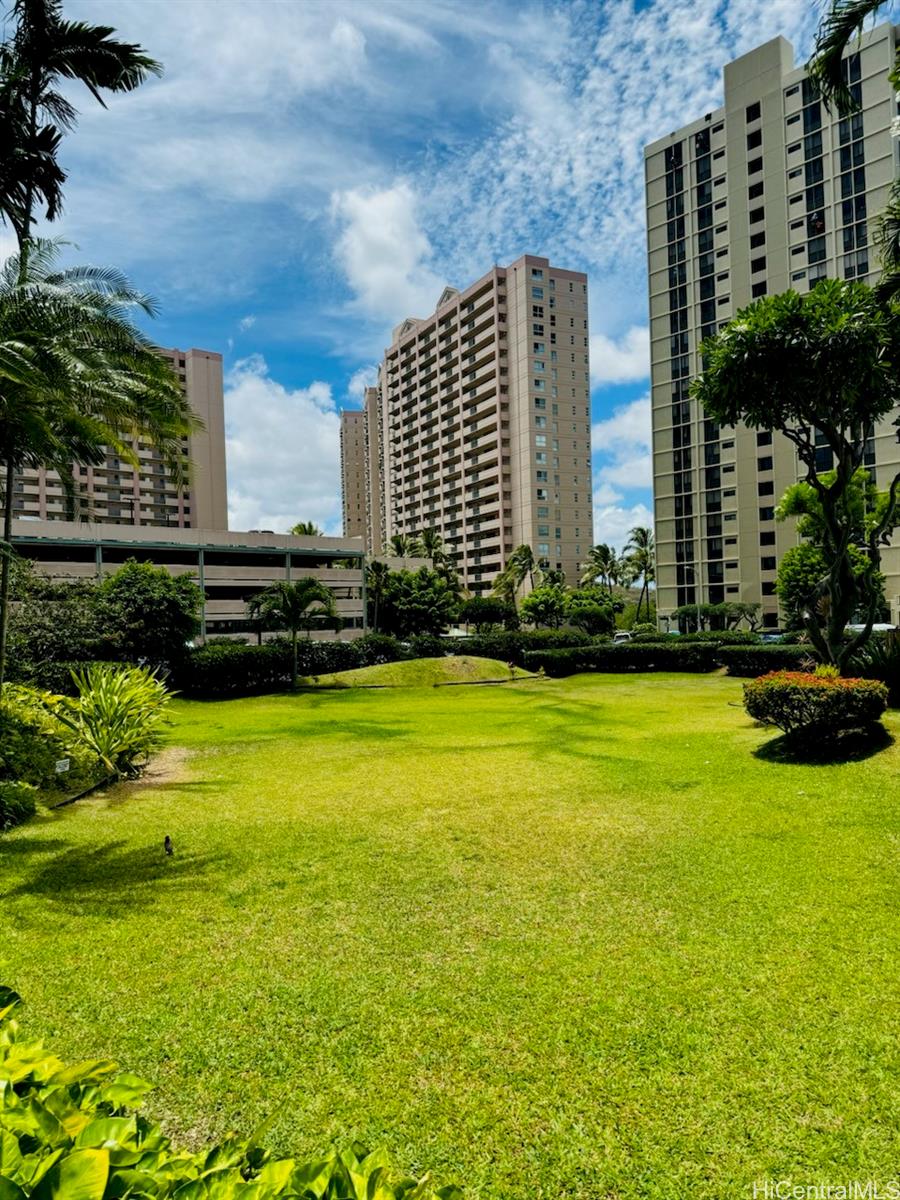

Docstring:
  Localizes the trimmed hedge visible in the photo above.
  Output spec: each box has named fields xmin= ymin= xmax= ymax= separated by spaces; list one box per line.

xmin=523 ymin=642 xmax=720 ymax=677
xmin=444 ymin=629 xmax=591 ymax=667
xmin=717 ymin=645 xmax=816 ymax=676
xmin=179 ymin=635 xmax=407 ymax=697
xmin=744 ymin=671 xmax=888 ymax=735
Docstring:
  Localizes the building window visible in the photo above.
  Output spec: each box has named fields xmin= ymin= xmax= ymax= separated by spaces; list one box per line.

xmin=761 ymin=556 xmax=777 ymax=571
xmin=746 ymin=100 xmax=761 ymax=122
xmin=532 ymin=287 xmax=544 ymax=299
xmin=758 ymin=455 xmax=773 ymax=471
xmin=751 ymin=281 xmax=767 ymax=298
xmin=749 ymin=207 xmax=764 ymax=224
xmin=746 ymin=129 xmax=762 ymax=150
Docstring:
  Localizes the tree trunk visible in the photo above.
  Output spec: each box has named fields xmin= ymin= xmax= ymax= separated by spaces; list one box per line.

xmin=0 ymin=459 xmax=15 ymax=689
xmin=291 ymin=629 xmax=298 ymax=691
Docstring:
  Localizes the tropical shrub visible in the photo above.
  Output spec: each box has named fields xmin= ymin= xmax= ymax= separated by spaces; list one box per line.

xmin=0 ymin=987 xmax=460 ymax=1199
xmin=0 ymin=684 xmax=101 ymax=798
xmin=717 ymin=645 xmax=816 ymax=677
xmin=52 ymin=664 xmax=171 ymax=780
xmin=0 ymin=781 xmax=37 ymax=831
xmin=743 ymin=671 xmax=888 ymax=736
xmin=852 ymin=633 xmax=900 ymax=707
xmin=523 ymin=642 xmax=719 ymax=677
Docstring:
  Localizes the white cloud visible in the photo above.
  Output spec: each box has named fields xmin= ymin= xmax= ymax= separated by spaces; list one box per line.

xmin=347 ymin=364 xmax=378 ymax=400
xmin=592 ymin=394 xmax=651 ymax=456
xmin=590 ymin=394 xmax=653 ymax=546
xmin=331 ymin=181 xmax=445 ymax=325
xmin=224 ymin=355 xmax=341 ymax=533
xmin=238 ymin=315 xmax=256 ymax=331
xmin=590 ymin=326 xmax=649 ymax=386
xmin=592 ymin=500 xmax=654 ymax=552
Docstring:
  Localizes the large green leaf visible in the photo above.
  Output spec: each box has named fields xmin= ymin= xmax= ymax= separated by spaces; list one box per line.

xmin=0 ymin=1177 xmax=27 ymax=1200
xmin=0 ymin=1133 xmax=23 ymax=1179
xmin=30 ymin=1148 xmax=109 ymax=1200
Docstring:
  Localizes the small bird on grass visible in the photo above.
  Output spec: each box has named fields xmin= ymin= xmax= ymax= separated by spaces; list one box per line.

xmin=164 ymin=835 xmax=174 ymax=857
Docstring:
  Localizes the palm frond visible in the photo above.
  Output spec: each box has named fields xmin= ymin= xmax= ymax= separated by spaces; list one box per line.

xmin=807 ymin=0 xmax=886 ymax=114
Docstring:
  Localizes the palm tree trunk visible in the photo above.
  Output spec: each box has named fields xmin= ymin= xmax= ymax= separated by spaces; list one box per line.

xmin=0 ymin=459 xmax=15 ymax=689
xmin=291 ymin=629 xmax=298 ymax=690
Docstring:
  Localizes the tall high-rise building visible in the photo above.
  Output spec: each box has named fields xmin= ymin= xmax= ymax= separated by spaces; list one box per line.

xmin=339 ymin=409 xmax=367 ymax=539
xmin=362 ymin=386 xmax=384 ymax=554
xmin=349 ymin=254 xmax=592 ymax=591
xmin=11 ymin=347 xmax=228 ymax=530
xmin=645 ymin=25 xmax=900 ymax=627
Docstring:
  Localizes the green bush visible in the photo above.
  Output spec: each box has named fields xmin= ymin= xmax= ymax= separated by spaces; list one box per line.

xmin=8 ymin=658 xmax=122 ymax=696
xmin=0 ymin=685 xmax=101 ymax=797
xmin=716 ymin=645 xmax=816 ymax=677
xmin=0 ymin=781 xmax=37 ymax=831
xmin=444 ymin=629 xmax=591 ymax=667
xmin=179 ymin=639 xmax=397 ymax=697
xmin=0 ymin=987 xmax=460 ymax=1199
xmin=407 ymin=633 xmax=446 ymax=659
xmin=743 ymin=671 xmax=889 ymax=735
xmin=852 ymin=634 xmax=900 ymax=706
xmin=523 ymin=642 xmax=720 ymax=677
xmin=354 ymin=634 xmax=404 ymax=666
xmin=52 ymin=665 xmax=171 ymax=780
xmin=679 ymin=630 xmax=761 ymax=645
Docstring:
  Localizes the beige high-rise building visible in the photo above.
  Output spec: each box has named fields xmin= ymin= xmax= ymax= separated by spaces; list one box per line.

xmin=11 ymin=347 xmax=228 ymax=531
xmin=339 ymin=409 xmax=367 ymax=539
xmin=353 ymin=254 xmax=592 ymax=592
xmin=363 ymin=385 xmax=384 ymax=554
xmin=645 ymin=25 xmax=900 ymax=627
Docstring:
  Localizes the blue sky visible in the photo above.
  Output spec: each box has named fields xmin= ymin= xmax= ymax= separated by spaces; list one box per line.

xmin=33 ymin=0 xmax=823 ymax=543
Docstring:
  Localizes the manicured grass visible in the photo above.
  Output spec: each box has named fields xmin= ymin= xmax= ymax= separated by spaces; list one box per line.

xmin=2 ymin=673 xmax=900 ymax=1198
xmin=309 ymin=654 xmax=530 ymax=688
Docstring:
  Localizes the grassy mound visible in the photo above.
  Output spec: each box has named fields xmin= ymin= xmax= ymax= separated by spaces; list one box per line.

xmin=307 ymin=654 xmax=530 ymax=688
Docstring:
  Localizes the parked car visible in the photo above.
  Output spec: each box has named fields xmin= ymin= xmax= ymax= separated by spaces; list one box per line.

xmin=613 ymin=631 xmax=633 ymax=644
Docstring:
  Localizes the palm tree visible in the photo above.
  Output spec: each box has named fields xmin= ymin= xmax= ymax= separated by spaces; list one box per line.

xmin=0 ymin=239 xmax=194 ymax=686
xmin=415 ymin=526 xmax=446 ymax=568
xmin=625 ymin=525 xmax=655 ymax=622
xmin=0 ymin=0 xmax=161 ymax=256
xmin=290 ymin=520 xmax=323 ymax=536
xmin=580 ymin=543 xmax=617 ymax=593
xmin=808 ymin=1 xmax=900 ymax=300
xmin=492 ymin=544 xmax=536 ymax=608
xmin=388 ymin=532 xmax=413 ymax=557
xmin=365 ymin=559 xmax=391 ymax=632
xmin=247 ymin=578 xmax=337 ymax=690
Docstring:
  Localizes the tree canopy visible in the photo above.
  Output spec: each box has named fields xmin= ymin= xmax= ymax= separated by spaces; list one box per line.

xmin=692 ymin=280 xmax=900 ymax=667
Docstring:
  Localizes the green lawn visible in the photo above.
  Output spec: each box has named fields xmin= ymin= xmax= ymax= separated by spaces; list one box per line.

xmin=2 ymin=673 xmax=900 ymax=1199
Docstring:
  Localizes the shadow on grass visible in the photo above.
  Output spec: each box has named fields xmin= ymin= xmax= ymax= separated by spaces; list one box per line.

xmin=1 ymin=840 xmax=224 ymax=914
xmin=753 ymin=723 xmax=894 ymax=765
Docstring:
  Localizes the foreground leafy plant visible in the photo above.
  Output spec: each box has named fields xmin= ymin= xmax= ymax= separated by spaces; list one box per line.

xmin=52 ymin=664 xmax=170 ymax=780
xmin=743 ymin=670 xmax=888 ymax=737
xmin=0 ymin=986 xmax=461 ymax=1199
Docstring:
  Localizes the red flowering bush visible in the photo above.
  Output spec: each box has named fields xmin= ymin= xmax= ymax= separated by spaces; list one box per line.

xmin=744 ymin=670 xmax=889 ymax=736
